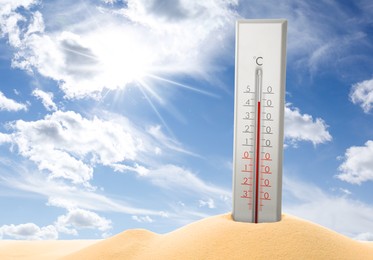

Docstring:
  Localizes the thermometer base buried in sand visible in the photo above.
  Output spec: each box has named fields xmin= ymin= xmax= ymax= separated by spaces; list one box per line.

xmin=232 ymin=19 xmax=287 ymax=223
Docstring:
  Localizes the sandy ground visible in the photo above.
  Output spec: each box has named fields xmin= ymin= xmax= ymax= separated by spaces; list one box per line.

xmin=0 ymin=240 xmax=98 ymax=259
xmin=1 ymin=214 xmax=373 ymax=259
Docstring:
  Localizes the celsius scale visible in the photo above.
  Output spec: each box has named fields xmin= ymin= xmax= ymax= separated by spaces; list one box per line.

xmin=232 ymin=19 xmax=287 ymax=223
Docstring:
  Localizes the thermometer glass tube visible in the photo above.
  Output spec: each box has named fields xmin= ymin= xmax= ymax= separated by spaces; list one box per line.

xmin=232 ymin=19 xmax=287 ymax=223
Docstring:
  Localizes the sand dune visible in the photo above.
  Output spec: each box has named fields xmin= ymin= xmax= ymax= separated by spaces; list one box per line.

xmin=1 ymin=214 xmax=373 ymax=259
xmin=65 ymin=213 xmax=373 ymax=260
xmin=0 ymin=240 xmax=97 ymax=260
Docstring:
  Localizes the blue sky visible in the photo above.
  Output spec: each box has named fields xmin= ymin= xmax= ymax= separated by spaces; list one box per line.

xmin=0 ymin=0 xmax=372 ymax=240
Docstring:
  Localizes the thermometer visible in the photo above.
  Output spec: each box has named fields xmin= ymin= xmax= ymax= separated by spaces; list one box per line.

xmin=232 ymin=19 xmax=287 ymax=223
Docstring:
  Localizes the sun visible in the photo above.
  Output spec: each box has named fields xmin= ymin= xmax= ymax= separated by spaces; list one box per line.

xmin=84 ymin=25 xmax=156 ymax=88
xmin=73 ymin=22 xmax=216 ymax=136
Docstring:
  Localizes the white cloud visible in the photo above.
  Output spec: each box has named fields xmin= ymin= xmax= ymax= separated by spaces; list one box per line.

xmin=1 ymin=1 xmax=370 ymax=99
xmin=283 ymin=176 xmax=373 ymax=240
xmin=3 ymin=110 xmax=141 ymax=185
xmin=0 ymin=168 xmax=165 ymax=216
xmin=0 ymin=223 xmax=58 ymax=240
xmin=142 ymin=164 xmax=230 ymax=197
xmin=113 ymin=162 xmax=230 ymax=206
xmin=0 ymin=107 xmax=223 ymax=221
xmin=0 ymin=132 xmax=12 ymax=144
xmin=46 ymin=197 xmax=77 ymax=210
xmin=0 ymin=91 xmax=27 ymax=111
xmin=147 ymin=125 xmax=199 ymax=157
xmin=0 ymin=0 xmax=39 ymax=47
xmin=338 ymin=188 xmax=352 ymax=196
xmin=32 ymin=88 xmax=57 ymax=111
xmin=35 ymin=148 xmax=94 ymax=185
xmin=354 ymin=232 xmax=373 ymax=241
xmin=112 ymin=163 xmax=150 ymax=176
xmin=285 ymin=104 xmax=332 ymax=146
xmin=198 ymin=198 xmax=215 ymax=209
xmin=55 ymin=208 xmax=112 ymax=236
xmin=0 ymin=208 xmax=112 ymax=239
xmin=337 ymin=140 xmax=373 ymax=184
xmin=132 ymin=215 xmax=154 ymax=223
xmin=1 ymin=110 xmax=204 ymax=186
xmin=349 ymin=78 xmax=373 ymax=113
xmin=0 ymin=0 xmax=37 ymax=11
xmin=102 ymin=0 xmax=117 ymax=4
xmin=1 ymin=0 xmax=237 ymax=99
xmin=96 ymin=111 xmax=200 ymax=162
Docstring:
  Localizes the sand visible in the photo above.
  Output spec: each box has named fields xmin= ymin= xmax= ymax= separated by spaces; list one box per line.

xmin=0 ymin=240 xmax=97 ymax=259
xmin=1 ymin=214 xmax=372 ymax=259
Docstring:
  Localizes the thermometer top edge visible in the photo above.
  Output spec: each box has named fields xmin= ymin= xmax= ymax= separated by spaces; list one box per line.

xmin=236 ymin=19 xmax=287 ymax=25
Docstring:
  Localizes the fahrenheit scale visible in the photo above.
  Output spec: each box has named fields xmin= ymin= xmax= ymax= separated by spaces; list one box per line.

xmin=232 ymin=19 xmax=287 ymax=223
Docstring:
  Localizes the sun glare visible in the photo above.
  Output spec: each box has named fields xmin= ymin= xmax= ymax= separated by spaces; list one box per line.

xmin=75 ymin=23 xmax=216 ymax=133
xmin=85 ymin=26 xmax=155 ymax=87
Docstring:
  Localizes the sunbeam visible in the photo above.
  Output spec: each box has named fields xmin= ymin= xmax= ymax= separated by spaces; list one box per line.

xmin=137 ymin=78 xmax=165 ymax=105
xmin=137 ymin=82 xmax=176 ymax=140
xmin=145 ymin=74 xmax=220 ymax=98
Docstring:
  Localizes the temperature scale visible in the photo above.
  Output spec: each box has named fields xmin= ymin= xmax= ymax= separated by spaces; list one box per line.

xmin=232 ymin=19 xmax=287 ymax=223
